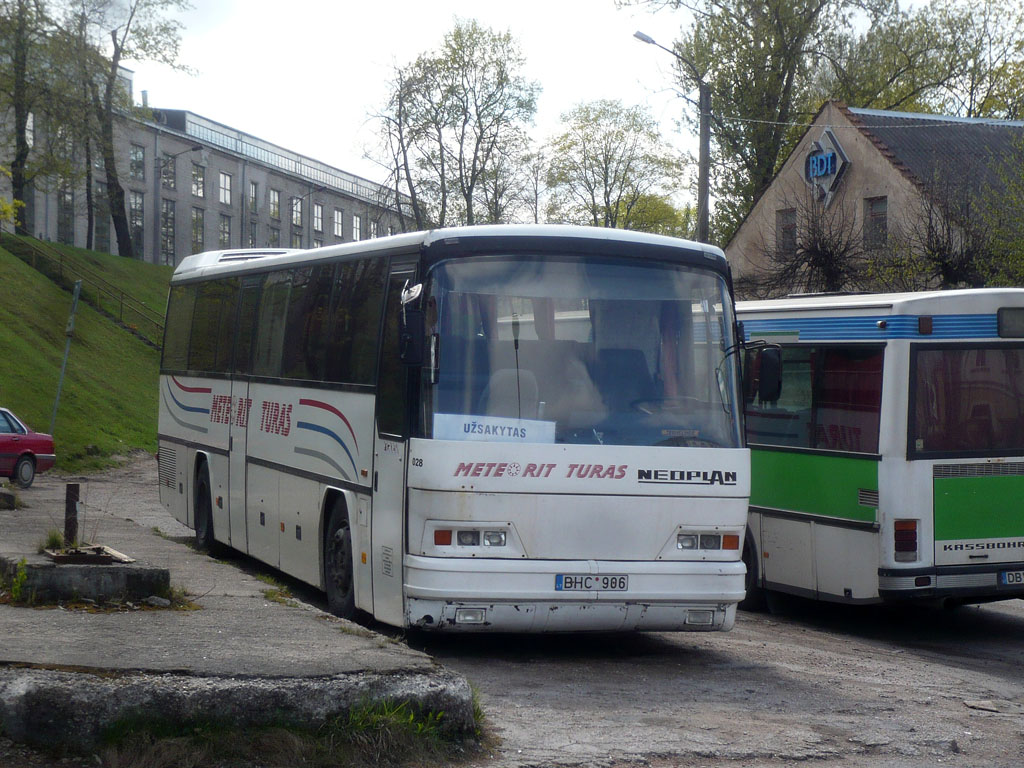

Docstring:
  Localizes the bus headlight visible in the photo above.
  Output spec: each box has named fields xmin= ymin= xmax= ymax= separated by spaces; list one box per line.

xmin=457 ymin=530 xmax=480 ymax=546
xmin=677 ymin=534 xmax=699 ymax=550
xmin=483 ymin=531 xmax=507 ymax=547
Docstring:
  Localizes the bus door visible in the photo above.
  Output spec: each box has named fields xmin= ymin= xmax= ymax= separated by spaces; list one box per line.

xmin=371 ymin=262 xmax=416 ymax=627
xmin=228 ymin=277 xmax=262 ymax=553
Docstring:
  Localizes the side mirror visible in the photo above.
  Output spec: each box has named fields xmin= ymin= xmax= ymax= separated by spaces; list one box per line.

xmin=757 ymin=347 xmax=782 ymax=403
xmin=399 ymin=308 xmax=425 ymax=366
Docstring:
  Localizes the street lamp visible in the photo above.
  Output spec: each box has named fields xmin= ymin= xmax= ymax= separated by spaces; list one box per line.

xmin=634 ymin=31 xmax=711 ymax=244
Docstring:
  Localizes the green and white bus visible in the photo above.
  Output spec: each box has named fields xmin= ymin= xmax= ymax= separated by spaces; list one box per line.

xmin=738 ymin=289 xmax=1024 ymax=606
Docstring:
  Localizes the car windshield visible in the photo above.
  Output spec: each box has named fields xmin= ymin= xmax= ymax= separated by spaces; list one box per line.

xmin=417 ymin=254 xmax=742 ymax=448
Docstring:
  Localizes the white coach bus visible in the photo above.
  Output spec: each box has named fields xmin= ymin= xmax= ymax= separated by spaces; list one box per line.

xmin=738 ymin=289 xmax=1024 ymax=607
xmin=157 ymin=226 xmax=756 ymax=632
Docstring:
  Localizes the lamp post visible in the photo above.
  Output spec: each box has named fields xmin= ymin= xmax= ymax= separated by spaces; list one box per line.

xmin=634 ymin=31 xmax=711 ymax=244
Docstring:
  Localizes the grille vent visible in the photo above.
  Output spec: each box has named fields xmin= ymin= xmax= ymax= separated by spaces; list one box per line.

xmin=858 ymin=488 xmax=879 ymax=507
xmin=158 ymin=446 xmax=177 ymax=488
xmin=934 ymin=462 xmax=1024 ymax=479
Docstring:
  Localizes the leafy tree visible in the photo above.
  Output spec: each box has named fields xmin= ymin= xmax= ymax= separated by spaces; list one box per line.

xmin=545 ymin=100 xmax=683 ymax=229
xmin=375 ymin=20 xmax=539 ymax=229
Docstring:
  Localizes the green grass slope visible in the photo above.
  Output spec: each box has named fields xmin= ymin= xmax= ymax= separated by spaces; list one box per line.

xmin=0 ymin=244 xmax=168 ymax=472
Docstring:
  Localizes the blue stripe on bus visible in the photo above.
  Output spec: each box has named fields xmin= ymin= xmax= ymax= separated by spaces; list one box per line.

xmin=742 ymin=314 xmax=998 ymax=341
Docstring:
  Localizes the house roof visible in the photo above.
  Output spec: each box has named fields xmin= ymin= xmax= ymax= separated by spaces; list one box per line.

xmin=841 ymin=104 xmax=1024 ymax=197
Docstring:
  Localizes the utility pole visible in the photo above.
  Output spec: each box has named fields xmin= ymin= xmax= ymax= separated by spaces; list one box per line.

xmin=634 ymin=31 xmax=711 ymax=243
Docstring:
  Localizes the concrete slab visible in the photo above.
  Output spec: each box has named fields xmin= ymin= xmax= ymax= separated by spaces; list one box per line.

xmin=0 ymin=457 xmax=474 ymax=750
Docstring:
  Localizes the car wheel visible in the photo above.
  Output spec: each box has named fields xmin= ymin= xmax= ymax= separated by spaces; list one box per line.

xmin=194 ymin=463 xmax=215 ymax=550
xmin=13 ymin=456 xmax=35 ymax=489
xmin=324 ymin=499 xmax=356 ymax=619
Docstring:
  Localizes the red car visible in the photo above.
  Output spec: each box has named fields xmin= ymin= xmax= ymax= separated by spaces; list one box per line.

xmin=0 ymin=407 xmax=55 ymax=488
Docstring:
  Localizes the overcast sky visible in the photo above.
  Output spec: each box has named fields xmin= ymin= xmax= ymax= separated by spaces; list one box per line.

xmin=126 ymin=0 xmax=697 ymax=186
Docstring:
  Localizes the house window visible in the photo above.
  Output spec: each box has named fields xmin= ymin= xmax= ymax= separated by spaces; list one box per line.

xmin=291 ymin=197 xmax=303 ymax=227
xmin=269 ymin=188 xmax=280 ymax=219
xmin=160 ymin=199 xmax=175 ymax=263
xmin=249 ymin=181 xmax=258 ymax=213
xmin=191 ymin=164 xmax=205 ymax=198
xmin=219 ymin=214 xmax=231 ymax=248
xmin=129 ymin=145 xmax=145 ymax=181
xmin=313 ymin=237 xmax=323 ymax=248
xmin=333 ymin=208 xmax=344 ymax=238
xmin=219 ymin=172 xmax=232 ymax=205
xmin=129 ymin=191 xmax=145 ymax=257
xmin=269 ymin=226 xmax=280 ymax=247
xmin=352 ymin=214 xmax=361 ymax=241
xmin=313 ymin=203 xmax=323 ymax=233
xmin=191 ymin=207 xmax=205 ymax=253
xmin=57 ymin=187 xmax=74 ymax=245
xmin=161 ymin=154 xmax=176 ymax=189
xmin=248 ymin=220 xmax=258 ymax=247
xmin=369 ymin=220 xmax=378 ymax=239
xmin=291 ymin=231 xmax=303 ymax=248
xmin=776 ymin=208 xmax=797 ymax=256
xmin=864 ymin=196 xmax=888 ymax=249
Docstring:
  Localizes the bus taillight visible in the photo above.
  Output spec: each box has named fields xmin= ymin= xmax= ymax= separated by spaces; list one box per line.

xmin=894 ymin=520 xmax=918 ymax=562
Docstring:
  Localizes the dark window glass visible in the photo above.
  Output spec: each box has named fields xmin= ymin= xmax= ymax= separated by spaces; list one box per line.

xmin=745 ymin=344 xmax=883 ymax=453
xmin=233 ymin=279 xmax=263 ymax=375
xmin=188 ymin=279 xmax=239 ymax=372
xmin=864 ymin=196 xmax=887 ymax=249
xmin=323 ymin=258 xmax=387 ymax=384
xmin=911 ymin=345 xmax=1024 ymax=456
xmin=776 ymin=208 xmax=796 ymax=256
xmin=252 ymin=271 xmax=292 ymax=377
xmin=282 ymin=265 xmax=335 ymax=380
xmin=162 ymin=285 xmax=196 ymax=369
xmin=376 ymin=270 xmax=413 ymax=435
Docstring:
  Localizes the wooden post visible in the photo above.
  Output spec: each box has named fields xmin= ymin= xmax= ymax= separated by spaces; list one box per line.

xmin=64 ymin=483 xmax=79 ymax=547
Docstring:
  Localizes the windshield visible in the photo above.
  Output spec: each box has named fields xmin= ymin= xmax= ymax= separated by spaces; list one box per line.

xmin=417 ymin=254 xmax=742 ymax=448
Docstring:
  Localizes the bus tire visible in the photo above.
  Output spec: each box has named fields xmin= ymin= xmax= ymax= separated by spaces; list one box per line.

xmin=194 ymin=462 xmax=216 ymax=551
xmin=325 ymin=499 xmax=356 ymax=619
xmin=739 ymin=530 xmax=767 ymax=612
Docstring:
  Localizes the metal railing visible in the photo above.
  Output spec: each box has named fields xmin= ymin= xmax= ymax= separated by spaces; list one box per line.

xmin=0 ymin=233 xmax=165 ymax=348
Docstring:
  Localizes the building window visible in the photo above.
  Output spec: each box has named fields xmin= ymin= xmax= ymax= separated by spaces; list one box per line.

xmin=291 ymin=231 xmax=303 ymax=248
xmin=219 ymin=172 xmax=232 ymax=205
xmin=161 ymin=154 xmax=176 ymax=189
xmin=864 ymin=196 xmax=888 ymax=249
xmin=269 ymin=226 xmax=280 ymax=247
xmin=57 ymin=187 xmax=74 ymax=245
xmin=776 ymin=208 xmax=797 ymax=256
xmin=291 ymin=197 xmax=303 ymax=227
xmin=191 ymin=207 xmax=205 ymax=254
xmin=129 ymin=191 xmax=145 ymax=257
xmin=249 ymin=181 xmax=258 ymax=213
xmin=248 ymin=220 xmax=257 ymax=247
xmin=352 ymin=214 xmax=361 ymax=241
xmin=369 ymin=220 xmax=378 ymax=239
xmin=160 ymin=199 xmax=176 ymax=264
xmin=333 ymin=208 xmax=344 ymax=238
xmin=313 ymin=203 xmax=323 ymax=233
xmin=313 ymin=238 xmax=323 ymax=248
xmin=191 ymin=164 xmax=205 ymax=198
xmin=269 ymin=188 xmax=280 ymax=219
xmin=129 ymin=145 xmax=145 ymax=181
xmin=219 ymin=214 xmax=231 ymax=248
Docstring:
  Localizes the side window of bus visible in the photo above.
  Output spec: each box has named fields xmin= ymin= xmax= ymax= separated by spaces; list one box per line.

xmin=252 ymin=270 xmax=293 ymax=378
xmin=324 ymin=258 xmax=387 ymax=385
xmin=282 ymin=265 xmax=335 ymax=380
xmin=162 ymin=285 xmax=196 ymax=370
xmin=745 ymin=344 xmax=882 ymax=453
xmin=189 ymin=279 xmax=239 ymax=373
xmin=232 ymin=278 xmax=263 ymax=375
xmin=376 ymin=270 xmax=414 ymax=436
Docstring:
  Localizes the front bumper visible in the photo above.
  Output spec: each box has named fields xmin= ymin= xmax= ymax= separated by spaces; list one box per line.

xmin=405 ymin=554 xmax=744 ymax=632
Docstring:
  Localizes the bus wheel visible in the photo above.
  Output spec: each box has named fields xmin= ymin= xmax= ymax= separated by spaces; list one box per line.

xmin=325 ymin=500 xmax=356 ymax=619
xmin=194 ymin=463 xmax=215 ymax=551
xmin=739 ymin=531 xmax=767 ymax=612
